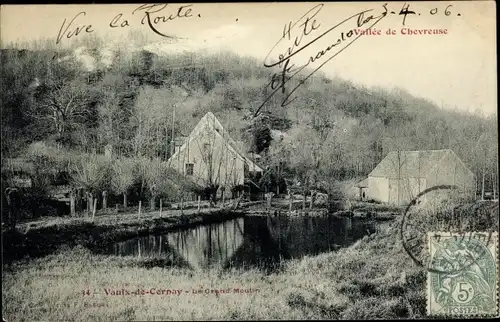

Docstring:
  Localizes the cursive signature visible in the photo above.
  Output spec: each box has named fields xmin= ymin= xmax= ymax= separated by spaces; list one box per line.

xmin=256 ymin=3 xmax=388 ymax=116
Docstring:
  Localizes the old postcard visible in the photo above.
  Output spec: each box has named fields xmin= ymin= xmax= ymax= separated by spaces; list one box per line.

xmin=1 ymin=1 xmax=498 ymax=321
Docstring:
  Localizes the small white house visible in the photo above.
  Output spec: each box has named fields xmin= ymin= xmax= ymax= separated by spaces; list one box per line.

xmin=166 ymin=112 xmax=263 ymax=190
xmin=358 ymin=149 xmax=475 ymax=205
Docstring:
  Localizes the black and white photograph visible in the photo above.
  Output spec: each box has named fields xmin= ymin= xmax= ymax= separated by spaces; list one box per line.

xmin=1 ymin=1 xmax=498 ymax=321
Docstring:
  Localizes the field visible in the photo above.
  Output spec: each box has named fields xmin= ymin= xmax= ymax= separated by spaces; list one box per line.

xmin=2 ymin=200 xmax=498 ymax=321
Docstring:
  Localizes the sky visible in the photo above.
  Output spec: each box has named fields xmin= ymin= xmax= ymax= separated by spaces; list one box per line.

xmin=1 ymin=2 xmax=497 ymax=117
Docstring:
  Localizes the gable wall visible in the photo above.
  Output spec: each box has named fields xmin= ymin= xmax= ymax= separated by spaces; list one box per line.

xmin=168 ymin=124 xmax=246 ymax=188
xmin=426 ymin=151 xmax=475 ymax=198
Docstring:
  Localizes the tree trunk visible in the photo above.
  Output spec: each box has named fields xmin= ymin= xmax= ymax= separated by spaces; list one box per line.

xmin=211 ymin=187 xmax=218 ymax=206
xmin=492 ymin=171 xmax=496 ymax=200
xmin=309 ymin=191 xmax=314 ymax=209
xmin=481 ymin=166 xmax=486 ymax=200
xmin=397 ymin=151 xmax=401 ymax=207
xmin=197 ymin=195 xmax=201 ymax=212
xmin=138 ymin=200 xmax=142 ymax=219
xmin=150 ymin=195 xmax=156 ymax=211
xmin=497 ymin=158 xmax=499 ymax=200
xmin=289 ymin=193 xmax=292 ymax=212
xmin=233 ymin=194 xmax=243 ymax=210
xmin=160 ymin=199 xmax=163 ymax=216
xmin=123 ymin=192 xmax=127 ymax=209
xmin=302 ymin=188 xmax=306 ymax=211
xmin=87 ymin=193 xmax=93 ymax=216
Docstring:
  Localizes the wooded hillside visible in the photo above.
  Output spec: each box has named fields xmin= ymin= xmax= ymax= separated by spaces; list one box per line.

xmin=1 ymin=38 xmax=497 ymax=197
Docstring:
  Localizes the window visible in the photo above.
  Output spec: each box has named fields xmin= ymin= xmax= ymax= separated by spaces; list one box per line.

xmin=185 ymin=163 xmax=194 ymax=176
xmin=203 ymin=143 xmax=210 ymax=154
xmin=244 ymin=162 xmax=249 ymax=177
xmin=202 ymin=143 xmax=212 ymax=160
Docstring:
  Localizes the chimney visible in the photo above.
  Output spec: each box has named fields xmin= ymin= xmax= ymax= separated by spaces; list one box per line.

xmin=173 ymin=136 xmax=186 ymax=154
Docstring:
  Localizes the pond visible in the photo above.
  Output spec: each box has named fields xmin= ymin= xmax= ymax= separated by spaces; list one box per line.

xmin=98 ymin=215 xmax=376 ymax=272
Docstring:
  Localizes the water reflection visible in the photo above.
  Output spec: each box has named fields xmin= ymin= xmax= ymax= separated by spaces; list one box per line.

xmin=167 ymin=217 xmax=244 ymax=270
xmin=229 ymin=216 xmax=371 ymax=271
xmin=104 ymin=215 xmax=374 ymax=271
xmin=109 ymin=218 xmax=244 ymax=270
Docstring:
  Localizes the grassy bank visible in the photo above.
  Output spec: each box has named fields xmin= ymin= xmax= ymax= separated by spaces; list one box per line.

xmin=2 ymin=220 xmax=424 ymax=321
xmin=2 ymin=201 xmax=498 ymax=321
xmin=2 ymin=199 xmax=395 ymax=263
xmin=3 ymin=208 xmax=245 ymax=263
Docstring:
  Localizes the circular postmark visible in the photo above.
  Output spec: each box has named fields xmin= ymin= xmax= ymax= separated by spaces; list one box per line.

xmin=400 ymin=184 xmax=495 ymax=274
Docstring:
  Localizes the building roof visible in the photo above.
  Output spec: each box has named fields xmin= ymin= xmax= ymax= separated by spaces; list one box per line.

xmin=168 ymin=112 xmax=263 ymax=172
xmin=368 ymin=149 xmax=468 ymax=178
xmin=356 ymin=178 xmax=369 ymax=188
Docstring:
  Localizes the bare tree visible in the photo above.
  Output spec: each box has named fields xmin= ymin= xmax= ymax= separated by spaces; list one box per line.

xmin=97 ymin=88 xmax=121 ymax=155
xmin=30 ymin=79 xmax=91 ymax=146
xmin=191 ymin=122 xmax=224 ymax=206
xmin=287 ymin=126 xmax=322 ymax=211
xmin=142 ymin=159 xmax=166 ymax=211
xmin=110 ymin=158 xmax=135 ymax=210
xmin=70 ymin=154 xmax=107 ymax=218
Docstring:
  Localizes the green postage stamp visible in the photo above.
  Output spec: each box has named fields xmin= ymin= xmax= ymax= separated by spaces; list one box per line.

xmin=427 ymin=232 xmax=499 ymax=317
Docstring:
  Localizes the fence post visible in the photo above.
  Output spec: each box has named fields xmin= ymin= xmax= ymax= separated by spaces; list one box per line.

xmin=70 ymin=189 xmax=76 ymax=217
xmin=92 ymin=198 xmax=97 ymax=222
xmin=102 ymin=190 xmax=108 ymax=210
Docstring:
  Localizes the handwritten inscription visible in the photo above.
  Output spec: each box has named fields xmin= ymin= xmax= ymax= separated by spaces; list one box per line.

xmin=398 ymin=2 xmax=456 ymax=25
xmin=56 ymin=12 xmax=94 ymax=45
xmin=56 ymin=4 xmax=195 ymax=44
xmin=257 ymin=3 xmax=388 ymax=115
xmin=55 ymin=2 xmax=461 ymax=47
xmin=132 ymin=4 xmax=193 ymax=38
xmin=256 ymin=2 xmax=459 ymax=114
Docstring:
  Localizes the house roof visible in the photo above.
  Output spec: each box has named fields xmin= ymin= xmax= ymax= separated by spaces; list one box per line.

xmin=356 ymin=178 xmax=369 ymax=188
xmin=168 ymin=112 xmax=263 ymax=172
xmin=368 ymin=149 xmax=468 ymax=178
